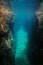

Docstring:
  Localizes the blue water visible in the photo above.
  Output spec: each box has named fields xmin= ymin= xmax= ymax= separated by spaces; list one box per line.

xmin=12 ymin=0 xmax=41 ymax=65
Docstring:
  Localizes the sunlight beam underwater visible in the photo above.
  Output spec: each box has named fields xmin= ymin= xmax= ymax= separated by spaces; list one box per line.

xmin=15 ymin=27 xmax=29 ymax=65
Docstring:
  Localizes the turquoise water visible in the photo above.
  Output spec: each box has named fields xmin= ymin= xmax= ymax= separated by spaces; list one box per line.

xmin=15 ymin=27 xmax=29 ymax=65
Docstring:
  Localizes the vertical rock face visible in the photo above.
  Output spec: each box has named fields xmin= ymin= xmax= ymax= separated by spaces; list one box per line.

xmin=36 ymin=2 xmax=43 ymax=65
xmin=36 ymin=2 xmax=43 ymax=29
xmin=0 ymin=0 xmax=15 ymax=65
